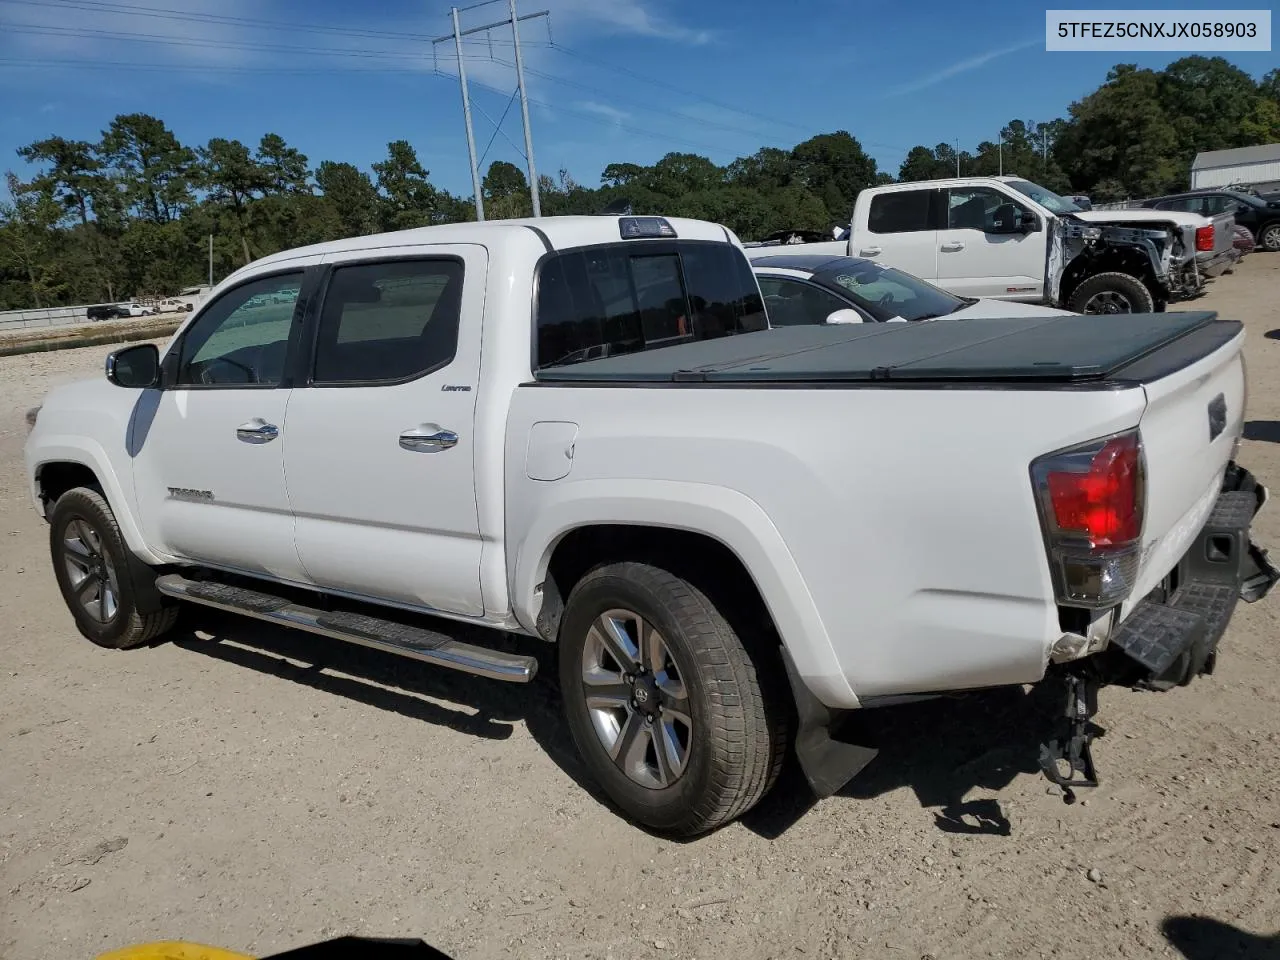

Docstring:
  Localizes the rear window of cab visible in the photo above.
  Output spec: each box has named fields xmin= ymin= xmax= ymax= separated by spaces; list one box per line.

xmin=534 ymin=240 xmax=767 ymax=370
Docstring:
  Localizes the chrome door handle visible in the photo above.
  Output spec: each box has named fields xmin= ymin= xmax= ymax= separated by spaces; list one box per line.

xmin=236 ymin=418 xmax=279 ymax=443
xmin=859 ymin=247 xmax=882 ymax=256
xmin=941 ymin=241 xmax=965 ymax=252
xmin=400 ymin=425 xmax=458 ymax=451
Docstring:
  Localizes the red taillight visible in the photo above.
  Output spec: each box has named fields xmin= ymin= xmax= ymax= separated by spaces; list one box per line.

xmin=1031 ymin=430 xmax=1145 ymax=608
xmin=1195 ymin=225 xmax=1214 ymax=252
xmin=1045 ymin=434 xmax=1142 ymax=547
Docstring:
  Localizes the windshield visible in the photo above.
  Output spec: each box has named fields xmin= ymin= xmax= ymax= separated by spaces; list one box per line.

xmin=1005 ymin=179 xmax=1082 ymax=214
xmin=814 ymin=260 xmax=968 ymax=322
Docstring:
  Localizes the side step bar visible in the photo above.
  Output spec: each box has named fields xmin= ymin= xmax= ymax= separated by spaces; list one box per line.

xmin=154 ymin=574 xmax=537 ymax=683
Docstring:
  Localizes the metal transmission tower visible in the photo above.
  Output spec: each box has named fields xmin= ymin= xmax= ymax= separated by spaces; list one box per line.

xmin=433 ymin=0 xmax=549 ymax=220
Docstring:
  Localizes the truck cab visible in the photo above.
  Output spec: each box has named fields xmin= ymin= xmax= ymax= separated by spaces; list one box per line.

xmin=838 ymin=176 xmax=1237 ymax=313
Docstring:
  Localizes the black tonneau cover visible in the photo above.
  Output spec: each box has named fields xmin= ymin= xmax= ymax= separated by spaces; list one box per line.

xmin=534 ymin=312 xmax=1238 ymax=384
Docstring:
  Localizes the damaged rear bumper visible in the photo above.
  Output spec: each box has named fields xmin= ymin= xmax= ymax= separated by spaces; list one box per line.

xmin=1106 ymin=462 xmax=1277 ymax=689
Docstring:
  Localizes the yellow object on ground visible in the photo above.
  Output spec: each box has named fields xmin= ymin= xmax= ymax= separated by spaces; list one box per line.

xmin=98 ymin=943 xmax=255 ymax=960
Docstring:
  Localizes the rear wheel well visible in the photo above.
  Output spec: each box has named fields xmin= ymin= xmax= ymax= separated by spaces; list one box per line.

xmin=35 ymin=462 xmax=102 ymax=517
xmin=540 ymin=525 xmax=779 ymax=652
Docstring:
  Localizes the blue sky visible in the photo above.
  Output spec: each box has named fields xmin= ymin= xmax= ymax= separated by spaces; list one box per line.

xmin=0 ymin=0 xmax=1275 ymax=199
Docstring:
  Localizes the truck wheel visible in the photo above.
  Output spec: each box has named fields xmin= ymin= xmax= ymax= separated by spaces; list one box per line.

xmin=1067 ymin=272 xmax=1155 ymax=315
xmin=558 ymin=561 xmax=786 ymax=836
xmin=1260 ymin=223 xmax=1280 ymax=252
xmin=49 ymin=487 xmax=179 ymax=650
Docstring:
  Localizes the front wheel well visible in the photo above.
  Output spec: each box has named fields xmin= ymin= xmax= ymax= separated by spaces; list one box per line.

xmin=35 ymin=462 xmax=102 ymax=517
xmin=1059 ymin=246 xmax=1158 ymax=303
xmin=539 ymin=525 xmax=779 ymax=652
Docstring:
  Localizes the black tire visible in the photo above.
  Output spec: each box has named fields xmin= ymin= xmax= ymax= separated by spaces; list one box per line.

xmin=49 ymin=487 xmax=178 ymax=649
xmin=1259 ymin=222 xmax=1280 ymax=253
xmin=1066 ymin=272 xmax=1155 ymax=315
xmin=558 ymin=561 xmax=787 ymax=836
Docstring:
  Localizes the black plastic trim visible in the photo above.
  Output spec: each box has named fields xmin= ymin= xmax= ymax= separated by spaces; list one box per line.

xmin=523 ymin=224 xmax=553 ymax=253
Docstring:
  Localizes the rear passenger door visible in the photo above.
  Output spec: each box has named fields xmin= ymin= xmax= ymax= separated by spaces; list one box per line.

xmin=855 ymin=188 xmax=939 ymax=283
xmin=282 ymin=247 xmax=487 ymax=618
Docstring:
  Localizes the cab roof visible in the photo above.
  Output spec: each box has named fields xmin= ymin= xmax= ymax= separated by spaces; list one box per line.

xmin=241 ymin=216 xmax=737 ymax=274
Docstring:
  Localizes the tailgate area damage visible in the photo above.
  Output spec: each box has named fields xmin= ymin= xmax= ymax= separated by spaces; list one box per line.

xmin=1038 ymin=462 xmax=1279 ymax=803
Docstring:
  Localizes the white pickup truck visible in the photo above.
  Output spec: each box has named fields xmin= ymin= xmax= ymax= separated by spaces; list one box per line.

xmin=24 ymin=215 xmax=1278 ymax=835
xmin=747 ymin=176 xmax=1238 ymax=315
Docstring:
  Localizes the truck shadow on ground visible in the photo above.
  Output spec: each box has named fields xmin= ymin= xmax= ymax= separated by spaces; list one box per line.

xmin=1162 ymin=916 xmax=1280 ymax=960
xmin=171 ymin=611 xmax=1079 ymax=841
xmin=740 ymin=681 xmax=1076 ymax=840
xmin=1244 ymin=420 xmax=1280 ymax=443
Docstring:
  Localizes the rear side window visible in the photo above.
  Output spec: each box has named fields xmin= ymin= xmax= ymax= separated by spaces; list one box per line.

xmin=868 ymin=190 xmax=933 ymax=234
xmin=535 ymin=241 xmax=766 ymax=370
xmin=312 ymin=258 xmax=463 ymax=385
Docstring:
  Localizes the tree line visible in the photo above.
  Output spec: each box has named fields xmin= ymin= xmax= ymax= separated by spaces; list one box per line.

xmin=2 ymin=55 xmax=1277 ymax=310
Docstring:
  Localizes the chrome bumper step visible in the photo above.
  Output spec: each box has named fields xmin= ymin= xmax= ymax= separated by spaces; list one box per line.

xmin=154 ymin=574 xmax=537 ymax=683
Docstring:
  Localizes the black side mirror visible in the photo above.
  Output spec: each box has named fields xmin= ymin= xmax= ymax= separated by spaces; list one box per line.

xmin=106 ymin=343 xmax=160 ymax=388
xmin=990 ymin=203 xmax=1022 ymax=234
xmin=1021 ymin=213 xmax=1041 ymax=232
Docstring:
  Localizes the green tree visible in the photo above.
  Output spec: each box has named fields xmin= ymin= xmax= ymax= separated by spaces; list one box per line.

xmin=482 ymin=161 xmax=531 ymax=219
xmin=0 ymin=172 xmax=66 ymax=307
xmin=99 ymin=113 xmax=195 ymax=223
xmin=314 ymin=161 xmax=380 ymax=238
xmin=789 ymin=132 xmax=880 ymax=224
xmin=1054 ymin=64 xmax=1183 ymax=199
xmin=257 ymin=133 xmax=310 ymax=195
xmin=373 ymin=140 xmax=440 ymax=229
xmin=15 ymin=136 xmax=100 ymax=227
xmin=199 ymin=138 xmax=268 ymax=264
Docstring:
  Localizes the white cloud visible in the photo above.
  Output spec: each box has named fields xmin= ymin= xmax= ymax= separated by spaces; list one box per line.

xmin=549 ymin=0 xmax=713 ymax=45
xmin=886 ymin=39 xmax=1039 ymax=96
xmin=575 ymin=100 xmax=629 ymax=125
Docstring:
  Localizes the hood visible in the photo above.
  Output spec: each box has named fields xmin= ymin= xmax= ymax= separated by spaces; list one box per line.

xmin=1071 ymin=209 xmax=1207 ymax=227
xmin=946 ymin=298 xmax=1074 ymax=321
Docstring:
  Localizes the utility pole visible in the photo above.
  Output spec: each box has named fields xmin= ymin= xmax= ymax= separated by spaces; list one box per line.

xmin=998 ymin=137 xmax=1003 ymax=176
xmin=452 ymin=6 xmax=484 ymax=220
xmin=208 ymin=234 xmax=213 ymax=286
xmin=954 ymin=140 xmax=960 ymax=177
xmin=434 ymin=2 xmax=550 ymax=220
xmin=1043 ymin=129 xmax=1049 ymax=174
xmin=509 ymin=0 xmax=540 ymax=216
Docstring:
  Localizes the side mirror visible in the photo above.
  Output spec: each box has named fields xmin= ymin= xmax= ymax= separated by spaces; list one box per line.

xmin=1021 ymin=213 xmax=1041 ymax=233
xmin=825 ymin=308 xmax=864 ymax=325
xmin=106 ymin=343 xmax=160 ymax=388
xmin=990 ymin=203 xmax=1023 ymax=234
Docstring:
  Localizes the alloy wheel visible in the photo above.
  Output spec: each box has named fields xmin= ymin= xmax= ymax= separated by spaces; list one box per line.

xmin=1083 ymin=290 xmax=1133 ymax=314
xmin=62 ymin=518 xmax=121 ymax=623
xmin=580 ymin=608 xmax=693 ymax=789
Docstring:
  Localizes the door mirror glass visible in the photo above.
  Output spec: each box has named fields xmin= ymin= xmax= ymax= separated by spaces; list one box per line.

xmin=106 ymin=343 xmax=160 ymax=388
xmin=825 ymin=308 xmax=864 ymax=325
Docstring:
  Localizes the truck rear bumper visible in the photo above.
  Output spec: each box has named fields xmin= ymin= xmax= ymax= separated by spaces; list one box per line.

xmin=1196 ymin=249 xmax=1240 ymax=279
xmin=1106 ymin=462 xmax=1277 ymax=688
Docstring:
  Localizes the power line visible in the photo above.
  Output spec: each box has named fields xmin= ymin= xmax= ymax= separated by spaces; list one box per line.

xmin=4 ymin=0 xmax=908 ymax=154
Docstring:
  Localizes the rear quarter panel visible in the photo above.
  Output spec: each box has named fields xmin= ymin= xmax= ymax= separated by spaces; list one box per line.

xmin=505 ymin=381 xmax=1147 ymax=705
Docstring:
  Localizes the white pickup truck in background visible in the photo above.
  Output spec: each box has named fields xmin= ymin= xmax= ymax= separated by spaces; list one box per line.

xmin=748 ymin=176 xmax=1238 ymax=315
xmin=24 ymin=215 xmax=1278 ymax=835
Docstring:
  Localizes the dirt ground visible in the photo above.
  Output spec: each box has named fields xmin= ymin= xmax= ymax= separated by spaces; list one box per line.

xmin=3 ymin=259 xmax=1280 ymax=960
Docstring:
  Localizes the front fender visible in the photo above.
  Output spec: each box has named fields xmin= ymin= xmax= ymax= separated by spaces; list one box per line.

xmin=509 ymin=478 xmax=860 ymax=709
xmin=26 ymin=435 xmax=161 ymax=564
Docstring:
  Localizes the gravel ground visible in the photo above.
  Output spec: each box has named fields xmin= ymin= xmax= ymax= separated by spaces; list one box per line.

xmin=3 ymin=262 xmax=1280 ymax=960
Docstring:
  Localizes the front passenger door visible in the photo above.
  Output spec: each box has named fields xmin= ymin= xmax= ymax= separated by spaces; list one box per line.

xmin=131 ymin=268 xmax=315 ymax=583
xmin=936 ymin=186 xmax=1044 ymax=300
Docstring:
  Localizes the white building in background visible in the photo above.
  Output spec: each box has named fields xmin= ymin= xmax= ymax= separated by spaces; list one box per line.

xmin=1190 ymin=144 xmax=1280 ymax=190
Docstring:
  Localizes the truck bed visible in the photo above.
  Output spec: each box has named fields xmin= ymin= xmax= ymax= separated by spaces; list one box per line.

xmin=534 ymin=311 xmax=1237 ymax=385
